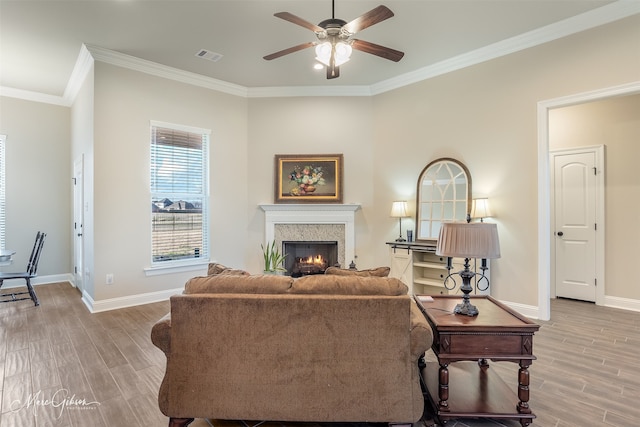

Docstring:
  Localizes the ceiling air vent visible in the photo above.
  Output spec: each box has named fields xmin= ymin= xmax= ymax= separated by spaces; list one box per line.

xmin=195 ymin=49 xmax=223 ymax=62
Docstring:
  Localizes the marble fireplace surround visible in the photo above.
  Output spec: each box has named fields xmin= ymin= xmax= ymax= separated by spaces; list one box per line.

xmin=259 ymin=204 xmax=361 ymax=269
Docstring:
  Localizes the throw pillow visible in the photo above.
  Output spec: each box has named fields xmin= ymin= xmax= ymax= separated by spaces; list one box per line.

xmin=324 ymin=266 xmax=391 ymax=277
xmin=290 ymin=275 xmax=407 ymax=296
xmin=207 ymin=263 xmax=250 ymax=276
xmin=185 ymin=274 xmax=293 ymax=295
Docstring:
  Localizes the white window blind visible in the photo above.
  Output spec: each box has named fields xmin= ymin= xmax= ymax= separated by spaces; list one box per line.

xmin=0 ymin=135 xmax=5 ymax=249
xmin=150 ymin=124 xmax=209 ymax=264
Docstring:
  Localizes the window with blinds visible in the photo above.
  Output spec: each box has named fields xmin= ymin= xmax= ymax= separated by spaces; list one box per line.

xmin=150 ymin=123 xmax=209 ymax=264
xmin=0 ymin=135 xmax=5 ymax=249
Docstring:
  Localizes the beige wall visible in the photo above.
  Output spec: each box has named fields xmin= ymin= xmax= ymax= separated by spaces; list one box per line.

xmin=91 ymin=62 xmax=249 ymax=300
xmin=0 ymin=97 xmax=71 ymax=277
xmin=549 ymin=94 xmax=640 ymax=300
xmin=370 ymin=14 xmax=640 ymax=306
xmin=246 ymin=97 xmax=375 ymax=268
xmin=0 ymin=14 xmax=638 ymax=311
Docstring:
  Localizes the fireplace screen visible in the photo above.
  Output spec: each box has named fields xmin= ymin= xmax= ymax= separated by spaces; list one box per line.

xmin=283 ymin=241 xmax=338 ymax=277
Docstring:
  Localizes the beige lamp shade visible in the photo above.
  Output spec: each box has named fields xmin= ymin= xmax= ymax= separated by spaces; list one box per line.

xmin=436 ymin=222 xmax=501 ymax=259
xmin=471 ymin=198 xmax=492 ymax=220
xmin=390 ymin=201 xmax=409 ymax=218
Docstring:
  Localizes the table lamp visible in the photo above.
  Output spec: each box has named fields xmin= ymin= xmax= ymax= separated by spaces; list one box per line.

xmin=436 ymin=222 xmax=501 ymax=316
xmin=390 ymin=201 xmax=409 ymax=242
xmin=471 ymin=198 xmax=492 ymax=222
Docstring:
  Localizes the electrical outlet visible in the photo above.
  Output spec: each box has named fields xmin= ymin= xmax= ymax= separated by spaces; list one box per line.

xmin=106 ymin=273 xmax=114 ymax=285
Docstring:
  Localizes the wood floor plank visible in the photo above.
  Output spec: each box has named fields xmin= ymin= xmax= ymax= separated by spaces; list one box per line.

xmin=30 ymin=358 xmax=61 ymax=392
xmin=1 ymin=283 xmax=639 ymax=427
xmin=109 ymin=363 xmax=154 ymax=399
xmin=1 ymin=372 xmax=31 ymax=415
xmin=4 ymin=349 xmax=30 ymax=378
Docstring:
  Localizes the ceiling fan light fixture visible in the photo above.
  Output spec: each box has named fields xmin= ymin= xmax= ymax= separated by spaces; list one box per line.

xmin=315 ymin=42 xmax=332 ymax=66
xmin=334 ymin=41 xmax=352 ymax=65
xmin=315 ymin=41 xmax=352 ymax=67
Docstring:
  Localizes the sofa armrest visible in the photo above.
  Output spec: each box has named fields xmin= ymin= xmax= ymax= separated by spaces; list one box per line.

xmin=151 ymin=312 xmax=172 ymax=354
xmin=409 ymin=300 xmax=433 ymax=359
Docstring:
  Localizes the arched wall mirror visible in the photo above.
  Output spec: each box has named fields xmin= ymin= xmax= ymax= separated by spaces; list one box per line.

xmin=416 ymin=158 xmax=472 ymax=241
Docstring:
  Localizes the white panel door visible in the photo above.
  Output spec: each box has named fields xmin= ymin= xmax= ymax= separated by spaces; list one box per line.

xmin=553 ymin=151 xmax=597 ymax=302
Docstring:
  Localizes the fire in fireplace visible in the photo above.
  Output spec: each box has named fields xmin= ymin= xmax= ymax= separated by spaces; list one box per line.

xmin=283 ymin=241 xmax=338 ymax=277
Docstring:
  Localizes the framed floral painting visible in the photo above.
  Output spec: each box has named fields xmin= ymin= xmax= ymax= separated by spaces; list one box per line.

xmin=274 ymin=154 xmax=343 ymax=203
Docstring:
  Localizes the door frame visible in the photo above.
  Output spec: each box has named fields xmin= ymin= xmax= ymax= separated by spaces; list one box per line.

xmin=549 ymin=145 xmax=605 ymax=305
xmin=537 ymin=81 xmax=640 ymax=321
xmin=73 ymin=156 xmax=84 ymax=292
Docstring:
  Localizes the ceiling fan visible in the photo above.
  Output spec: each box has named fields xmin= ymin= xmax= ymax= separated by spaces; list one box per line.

xmin=263 ymin=1 xmax=404 ymax=79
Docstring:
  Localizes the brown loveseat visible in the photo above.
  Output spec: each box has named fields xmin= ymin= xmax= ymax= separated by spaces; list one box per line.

xmin=151 ymin=269 xmax=433 ymax=427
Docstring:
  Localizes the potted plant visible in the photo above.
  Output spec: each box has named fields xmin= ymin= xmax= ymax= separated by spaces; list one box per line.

xmin=261 ymin=241 xmax=287 ymax=274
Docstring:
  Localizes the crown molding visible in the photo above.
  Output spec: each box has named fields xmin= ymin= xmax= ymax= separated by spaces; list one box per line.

xmin=63 ymin=44 xmax=95 ymax=104
xmin=0 ymin=86 xmax=69 ymax=106
xmin=1 ymin=1 xmax=637 ymax=104
xmin=247 ymin=85 xmax=372 ymax=98
xmin=85 ymin=44 xmax=249 ymax=98
xmin=371 ymin=0 xmax=640 ymax=95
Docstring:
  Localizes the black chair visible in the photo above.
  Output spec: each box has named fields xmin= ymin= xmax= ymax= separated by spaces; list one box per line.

xmin=0 ymin=231 xmax=46 ymax=306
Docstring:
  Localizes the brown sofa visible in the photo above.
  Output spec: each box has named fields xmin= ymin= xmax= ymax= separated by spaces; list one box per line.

xmin=151 ymin=271 xmax=433 ymax=427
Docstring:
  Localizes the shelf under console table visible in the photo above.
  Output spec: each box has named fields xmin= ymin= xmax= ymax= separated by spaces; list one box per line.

xmin=386 ymin=242 xmax=490 ymax=296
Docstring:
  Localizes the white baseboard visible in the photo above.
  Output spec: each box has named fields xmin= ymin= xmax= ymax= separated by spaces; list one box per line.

xmin=499 ymin=300 xmax=541 ymax=319
xmin=81 ymin=287 xmax=183 ymax=313
xmin=603 ymin=295 xmax=640 ymax=313
xmin=1 ymin=273 xmax=74 ymax=288
xmin=2 ymin=273 xmax=180 ymax=313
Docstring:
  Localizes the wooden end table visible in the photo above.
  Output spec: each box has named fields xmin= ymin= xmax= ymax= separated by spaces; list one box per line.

xmin=415 ymin=295 xmax=540 ymax=427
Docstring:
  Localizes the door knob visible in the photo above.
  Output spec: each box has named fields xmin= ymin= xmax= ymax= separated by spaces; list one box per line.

xmin=557 ymin=231 xmax=564 ymax=236
xmin=77 ymin=233 xmax=83 ymax=237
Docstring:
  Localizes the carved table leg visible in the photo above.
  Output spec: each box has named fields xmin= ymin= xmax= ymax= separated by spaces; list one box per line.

xmin=517 ymin=361 xmax=532 ymax=414
xmin=438 ymin=363 xmax=450 ymax=412
xmin=169 ymin=418 xmax=194 ymax=427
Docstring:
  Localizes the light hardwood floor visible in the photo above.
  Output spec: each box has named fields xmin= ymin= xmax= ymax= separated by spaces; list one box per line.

xmin=0 ymin=282 xmax=638 ymax=427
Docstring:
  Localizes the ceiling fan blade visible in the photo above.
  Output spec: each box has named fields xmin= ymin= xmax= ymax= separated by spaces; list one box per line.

xmin=351 ymin=39 xmax=404 ymax=62
xmin=274 ymin=12 xmax=325 ymax=33
xmin=343 ymin=5 xmax=394 ymax=34
xmin=263 ymin=42 xmax=315 ymax=60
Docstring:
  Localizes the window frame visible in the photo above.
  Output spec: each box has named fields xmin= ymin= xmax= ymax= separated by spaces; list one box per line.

xmin=146 ymin=121 xmax=210 ymax=273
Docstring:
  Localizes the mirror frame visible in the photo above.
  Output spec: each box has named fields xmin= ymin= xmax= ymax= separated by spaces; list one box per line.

xmin=415 ymin=157 xmax=472 ymax=242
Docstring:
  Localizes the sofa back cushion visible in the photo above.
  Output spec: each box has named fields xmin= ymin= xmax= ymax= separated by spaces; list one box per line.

xmin=185 ymin=274 xmax=293 ymax=294
xmin=324 ymin=266 xmax=391 ymax=277
xmin=289 ymin=274 xmax=407 ymax=296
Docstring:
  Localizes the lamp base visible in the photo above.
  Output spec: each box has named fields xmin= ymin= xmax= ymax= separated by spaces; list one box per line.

xmin=395 ymin=237 xmax=406 ymax=242
xmin=453 ymin=301 xmax=479 ymax=316
xmin=453 ymin=259 xmax=479 ymax=316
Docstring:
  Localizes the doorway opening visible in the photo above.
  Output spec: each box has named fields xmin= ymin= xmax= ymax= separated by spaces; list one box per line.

xmin=539 ymin=81 xmax=640 ymax=320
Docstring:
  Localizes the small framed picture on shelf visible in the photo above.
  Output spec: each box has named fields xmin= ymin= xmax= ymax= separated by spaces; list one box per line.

xmin=274 ymin=154 xmax=343 ymax=204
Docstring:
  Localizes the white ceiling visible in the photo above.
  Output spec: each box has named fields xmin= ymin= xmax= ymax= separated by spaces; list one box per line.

xmin=1 ymin=0 xmax=636 ymax=100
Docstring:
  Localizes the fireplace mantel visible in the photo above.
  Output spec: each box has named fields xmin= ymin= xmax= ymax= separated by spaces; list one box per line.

xmin=259 ymin=204 xmax=361 ymax=268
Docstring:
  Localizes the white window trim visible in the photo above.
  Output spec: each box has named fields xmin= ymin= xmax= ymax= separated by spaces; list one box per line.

xmin=147 ymin=121 xmax=211 ymax=274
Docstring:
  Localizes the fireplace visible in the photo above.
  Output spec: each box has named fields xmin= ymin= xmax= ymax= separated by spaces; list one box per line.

xmin=283 ymin=241 xmax=338 ymax=277
xmin=260 ymin=204 xmax=360 ymax=272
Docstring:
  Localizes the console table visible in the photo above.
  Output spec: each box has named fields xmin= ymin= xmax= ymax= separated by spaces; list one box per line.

xmin=415 ymin=295 xmax=540 ymax=427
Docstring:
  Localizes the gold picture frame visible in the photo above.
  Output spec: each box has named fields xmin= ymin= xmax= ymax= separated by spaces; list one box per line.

xmin=275 ymin=154 xmax=343 ymax=203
